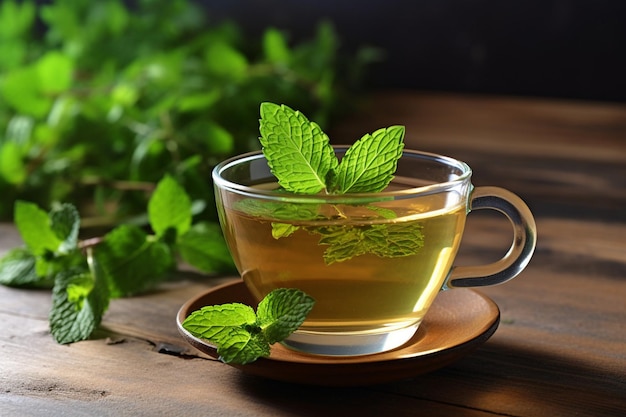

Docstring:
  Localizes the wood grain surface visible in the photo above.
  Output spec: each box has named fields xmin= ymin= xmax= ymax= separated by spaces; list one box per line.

xmin=1 ymin=92 xmax=625 ymax=416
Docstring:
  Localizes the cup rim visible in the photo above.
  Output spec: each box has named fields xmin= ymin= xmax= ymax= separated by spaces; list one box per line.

xmin=212 ymin=147 xmax=472 ymax=201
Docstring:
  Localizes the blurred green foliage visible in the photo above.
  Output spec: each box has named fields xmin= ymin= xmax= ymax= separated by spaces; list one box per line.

xmin=0 ymin=0 xmax=375 ymax=228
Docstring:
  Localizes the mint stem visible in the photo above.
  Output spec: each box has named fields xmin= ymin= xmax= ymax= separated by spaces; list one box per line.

xmin=78 ymin=237 xmax=104 ymax=250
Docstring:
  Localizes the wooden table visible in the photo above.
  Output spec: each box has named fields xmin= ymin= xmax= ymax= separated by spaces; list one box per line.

xmin=1 ymin=92 xmax=625 ymax=416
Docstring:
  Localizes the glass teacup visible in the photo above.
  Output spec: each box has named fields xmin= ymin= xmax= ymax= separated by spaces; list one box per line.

xmin=213 ymin=147 xmax=536 ymax=356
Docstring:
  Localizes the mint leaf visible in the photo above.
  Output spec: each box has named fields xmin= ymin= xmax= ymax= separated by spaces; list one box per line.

xmin=233 ymin=198 xmax=319 ymax=221
xmin=49 ymin=203 xmax=80 ymax=254
xmin=36 ymin=51 xmax=73 ymax=94
xmin=94 ymin=224 xmax=174 ymax=297
xmin=182 ymin=303 xmax=264 ymax=364
xmin=49 ymin=263 xmax=110 ymax=344
xmin=369 ymin=222 xmax=425 ymax=258
xmin=256 ymin=288 xmax=315 ymax=344
xmin=259 ymin=102 xmax=337 ymax=194
xmin=182 ymin=288 xmax=315 ymax=364
xmin=315 ymin=222 xmax=424 ymax=265
xmin=33 ymin=248 xmax=86 ymax=285
xmin=205 ymin=40 xmax=249 ymax=80
xmin=316 ymin=226 xmax=368 ymax=264
xmin=215 ymin=328 xmax=270 ymax=364
xmin=183 ymin=303 xmax=257 ymax=337
xmin=148 ymin=174 xmax=192 ymax=239
xmin=263 ymin=28 xmax=291 ymax=65
xmin=0 ymin=141 xmax=27 ymax=185
xmin=271 ymin=223 xmax=299 ymax=239
xmin=366 ymin=205 xmax=398 ymax=220
xmin=233 ymin=199 xmax=320 ymax=239
xmin=14 ymin=200 xmax=61 ymax=255
xmin=11 ymin=201 xmax=84 ymax=281
xmin=177 ymin=222 xmax=235 ymax=273
xmin=332 ymin=126 xmax=405 ymax=193
xmin=0 ymin=247 xmax=43 ymax=287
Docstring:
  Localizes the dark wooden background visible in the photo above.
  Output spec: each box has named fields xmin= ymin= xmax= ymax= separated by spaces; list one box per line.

xmin=202 ymin=0 xmax=626 ymax=102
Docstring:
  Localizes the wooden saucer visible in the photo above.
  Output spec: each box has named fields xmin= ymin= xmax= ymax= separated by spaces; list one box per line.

xmin=177 ymin=280 xmax=500 ymax=386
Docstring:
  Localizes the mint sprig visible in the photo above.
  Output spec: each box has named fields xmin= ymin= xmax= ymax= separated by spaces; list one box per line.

xmin=49 ymin=257 xmax=110 ymax=345
xmin=259 ymin=103 xmax=405 ymax=195
xmin=0 ymin=175 xmax=235 ymax=344
xmin=182 ymin=288 xmax=315 ymax=364
xmin=254 ymin=102 xmax=422 ymax=264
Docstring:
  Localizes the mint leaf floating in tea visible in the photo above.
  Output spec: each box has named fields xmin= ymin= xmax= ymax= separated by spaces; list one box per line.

xmin=253 ymin=102 xmax=424 ymax=264
xmin=182 ymin=288 xmax=315 ymax=364
xmin=232 ymin=198 xmax=320 ymax=239
xmin=315 ymin=222 xmax=424 ymax=265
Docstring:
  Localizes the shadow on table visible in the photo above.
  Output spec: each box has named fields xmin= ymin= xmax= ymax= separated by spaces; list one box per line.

xmin=235 ymin=341 xmax=626 ymax=417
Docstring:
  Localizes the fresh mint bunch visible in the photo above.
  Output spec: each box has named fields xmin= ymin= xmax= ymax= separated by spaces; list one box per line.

xmin=0 ymin=175 xmax=235 ymax=344
xmin=255 ymin=102 xmax=424 ymax=264
xmin=0 ymin=0 xmax=377 ymax=225
xmin=182 ymin=288 xmax=315 ymax=364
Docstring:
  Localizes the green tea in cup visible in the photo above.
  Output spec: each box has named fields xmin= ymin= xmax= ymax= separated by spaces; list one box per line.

xmin=212 ymin=103 xmax=536 ymax=356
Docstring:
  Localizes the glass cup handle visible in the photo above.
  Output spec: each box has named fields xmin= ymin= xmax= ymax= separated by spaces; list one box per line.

xmin=444 ymin=186 xmax=537 ymax=289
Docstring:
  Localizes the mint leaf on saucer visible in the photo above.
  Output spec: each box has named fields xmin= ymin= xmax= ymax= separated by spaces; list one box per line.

xmin=183 ymin=303 xmax=258 ymax=339
xmin=182 ymin=288 xmax=315 ymax=364
xmin=259 ymin=102 xmax=337 ymax=194
xmin=215 ymin=328 xmax=271 ymax=365
xmin=181 ymin=303 xmax=268 ymax=364
xmin=257 ymin=288 xmax=315 ymax=344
